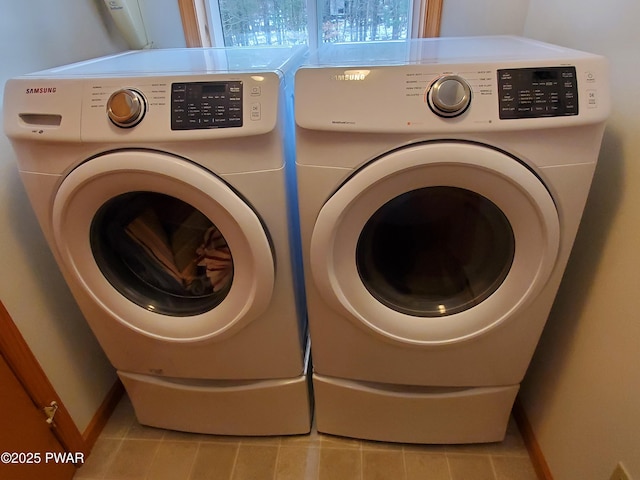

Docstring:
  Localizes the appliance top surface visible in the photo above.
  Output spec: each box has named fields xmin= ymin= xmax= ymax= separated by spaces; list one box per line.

xmin=21 ymin=45 xmax=307 ymax=78
xmin=304 ymin=35 xmax=599 ymax=67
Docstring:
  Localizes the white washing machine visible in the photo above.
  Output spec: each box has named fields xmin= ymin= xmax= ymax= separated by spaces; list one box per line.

xmin=295 ymin=36 xmax=610 ymax=443
xmin=4 ymin=46 xmax=311 ymax=435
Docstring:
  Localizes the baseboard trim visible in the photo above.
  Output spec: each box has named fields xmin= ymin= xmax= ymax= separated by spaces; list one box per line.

xmin=512 ymin=396 xmax=554 ymax=480
xmin=82 ymin=379 xmax=124 ymax=453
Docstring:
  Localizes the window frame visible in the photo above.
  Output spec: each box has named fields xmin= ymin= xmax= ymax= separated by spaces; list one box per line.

xmin=178 ymin=0 xmax=442 ymax=48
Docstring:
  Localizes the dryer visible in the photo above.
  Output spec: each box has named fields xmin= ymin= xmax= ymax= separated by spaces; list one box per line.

xmin=4 ymin=46 xmax=311 ymax=435
xmin=295 ymin=36 xmax=610 ymax=443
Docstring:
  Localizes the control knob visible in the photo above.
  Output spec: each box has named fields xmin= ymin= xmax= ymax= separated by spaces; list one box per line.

xmin=427 ymin=75 xmax=472 ymax=117
xmin=107 ymin=88 xmax=146 ymax=127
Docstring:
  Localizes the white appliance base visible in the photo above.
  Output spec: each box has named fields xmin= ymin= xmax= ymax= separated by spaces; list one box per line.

xmin=313 ymin=374 xmax=518 ymax=444
xmin=119 ymin=370 xmax=312 ymax=436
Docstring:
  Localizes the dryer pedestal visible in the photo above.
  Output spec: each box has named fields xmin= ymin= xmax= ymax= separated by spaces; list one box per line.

xmin=313 ymin=374 xmax=518 ymax=444
xmin=119 ymin=353 xmax=312 ymax=436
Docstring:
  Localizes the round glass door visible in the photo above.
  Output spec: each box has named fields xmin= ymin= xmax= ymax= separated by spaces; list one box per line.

xmin=356 ymin=186 xmax=515 ymax=317
xmin=52 ymin=150 xmax=274 ymax=342
xmin=310 ymin=141 xmax=560 ymax=345
xmin=91 ymin=192 xmax=234 ymax=316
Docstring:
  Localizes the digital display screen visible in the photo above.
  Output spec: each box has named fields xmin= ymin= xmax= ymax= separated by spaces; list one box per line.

xmin=532 ymin=70 xmax=558 ymax=81
xmin=202 ymin=84 xmax=227 ymax=95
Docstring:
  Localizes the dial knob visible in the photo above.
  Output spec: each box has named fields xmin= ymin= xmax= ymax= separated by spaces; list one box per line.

xmin=427 ymin=75 xmax=472 ymax=117
xmin=107 ymin=89 xmax=146 ymax=127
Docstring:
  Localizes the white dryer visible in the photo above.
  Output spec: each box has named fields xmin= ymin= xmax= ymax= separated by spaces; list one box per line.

xmin=4 ymin=46 xmax=311 ymax=435
xmin=295 ymin=36 xmax=610 ymax=443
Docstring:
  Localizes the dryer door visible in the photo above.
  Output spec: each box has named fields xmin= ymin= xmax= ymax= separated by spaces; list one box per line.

xmin=310 ymin=141 xmax=560 ymax=345
xmin=52 ymin=150 xmax=274 ymax=342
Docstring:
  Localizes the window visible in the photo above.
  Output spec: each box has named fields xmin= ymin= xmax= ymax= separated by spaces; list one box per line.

xmin=178 ymin=0 xmax=442 ymax=48
xmin=210 ymin=0 xmax=413 ymax=48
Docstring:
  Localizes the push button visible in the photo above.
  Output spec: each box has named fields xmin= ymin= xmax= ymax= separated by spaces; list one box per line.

xmin=250 ymin=102 xmax=261 ymax=120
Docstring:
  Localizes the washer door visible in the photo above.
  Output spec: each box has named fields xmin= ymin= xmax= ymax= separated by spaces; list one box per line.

xmin=310 ymin=142 xmax=560 ymax=345
xmin=52 ymin=150 xmax=274 ymax=342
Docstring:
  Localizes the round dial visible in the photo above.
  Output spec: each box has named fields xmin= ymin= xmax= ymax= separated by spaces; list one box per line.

xmin=107 ymin=89 xmax=146 ymax=128
xmin=427 ymin=75 xmax=472 ymax=117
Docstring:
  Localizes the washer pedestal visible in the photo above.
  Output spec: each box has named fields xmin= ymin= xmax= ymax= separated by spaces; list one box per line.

xmin=313 ymin=374 xmax=518 ymax=444
xmin=119 ymin=362 xmax=312 ymax=436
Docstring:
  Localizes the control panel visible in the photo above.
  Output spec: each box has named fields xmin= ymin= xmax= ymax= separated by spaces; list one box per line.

xmin=295 ymin=59 xmax=609 ymax=134
xmin=498 ymin=67 xmax=578 ymax=119
xmin=171 ymin=81 xmax=243 ymax=130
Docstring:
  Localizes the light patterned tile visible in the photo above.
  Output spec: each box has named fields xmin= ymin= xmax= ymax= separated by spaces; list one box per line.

xmin=231 ymin=445 xmax=278 ymax=480
xmin=100 ymin=399 xmax=136 ymax=439
xmin=404 ymin=451 xmax=451 ymax=480
xmin=189 ymin=443 xmax=238 ymax=480
xmin=362 ymin=450 xmax=405 ymax=480
xmin=237 ymin=435 xmax=282 ymax=446
xmin=81 ymin=396 xmax=538 ymax=480
xmin=492 ymin=455 xmax=538 ymax=480
xmin=146 ymin=441 xmax=198 ymax=480
xmin=276 ymin=446 xmax=320 ymax=480
xmin=319 ymin=433 xmax=361 ymax=449
xmin=318 ymin=447 xmax=361 ymax=480
xmin=447 ymin=454 xmax=495 ymax=480
xmin=102 ymin=439 xmax=160 ymax=480
xmin=74 ymin=437 xmax=122 ymax=479
xmin=484 ymin=417 xmax=529 ymax=456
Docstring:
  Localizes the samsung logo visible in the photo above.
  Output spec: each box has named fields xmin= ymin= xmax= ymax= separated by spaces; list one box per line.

xmin=330 ymin=70 xmax=371 ymax=82
xmin=26 ymin=87 xmax=57 ymax=94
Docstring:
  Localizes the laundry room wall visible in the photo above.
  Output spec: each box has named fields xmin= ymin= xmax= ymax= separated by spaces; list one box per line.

xmin=0 ymin=1 xmax=128 ymax=432
xmin=518 ymin=0 xmax=640 ymax=478
xmin=138 ymin=0 xmax=187 ymax=48
xmin=439 ymin=1 xmax=640 ymax=477
xmin=440 ymin=0 xmax=530 ymax=37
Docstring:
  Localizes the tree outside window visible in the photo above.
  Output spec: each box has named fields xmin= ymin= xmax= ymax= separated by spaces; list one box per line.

xmin=212 ymin=0 xmax=413 ymax=47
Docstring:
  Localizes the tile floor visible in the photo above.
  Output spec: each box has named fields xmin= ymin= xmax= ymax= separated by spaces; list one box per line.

xmin=73 ymin=395 xmax=539 ymax=480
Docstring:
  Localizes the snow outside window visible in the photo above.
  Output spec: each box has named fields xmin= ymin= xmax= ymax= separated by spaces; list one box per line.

xmin=205 ymin=0 xmax=424 ymax=48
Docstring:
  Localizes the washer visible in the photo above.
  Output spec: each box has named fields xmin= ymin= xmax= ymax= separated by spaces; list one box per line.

xmin=4 ymin=46 xmax=311 ymax=435
xmin=295 ymin=36 xmax=610 ymax=443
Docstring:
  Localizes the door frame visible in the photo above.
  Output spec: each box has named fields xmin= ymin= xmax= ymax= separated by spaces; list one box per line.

xmin=0 ymin=301 xmax=85 ymax=454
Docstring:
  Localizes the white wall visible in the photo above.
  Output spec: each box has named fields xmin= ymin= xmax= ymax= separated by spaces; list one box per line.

xmin=0 ymin=1 xmax=128 ymax=431
xmin=440 ymin=0 xmax=530 ymax=37
xmin=520 ymin=1 xmax=640 ymax=479
xmin=139 ymin=0 xmax=187 ymax=48
xmin=439 ymin=0 xmax=640 ymax=477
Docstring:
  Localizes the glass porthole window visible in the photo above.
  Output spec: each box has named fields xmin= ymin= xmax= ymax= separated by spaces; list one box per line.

xmin=90 ymin=192 xmax=234 ymax=316
xmin=356 ymin=186 xmax=515 ymax=317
